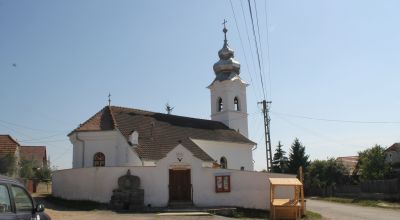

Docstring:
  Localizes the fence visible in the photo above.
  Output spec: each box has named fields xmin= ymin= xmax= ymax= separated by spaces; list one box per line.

xmin=361 ymin=178 xmax=399 ymax=194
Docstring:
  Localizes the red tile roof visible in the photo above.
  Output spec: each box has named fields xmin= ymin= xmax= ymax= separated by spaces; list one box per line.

xmin=69 ymin=106 xmax=255 ymax=162
xmin=20 ymin=146 xmax=47 ymax=166
xmin=386 ymin=143 xmax=400 ymax=152
xmin=336 ymin=156 xmax=359 ymax=175
xmin=0 ymin=135 xmax=19 ymax=157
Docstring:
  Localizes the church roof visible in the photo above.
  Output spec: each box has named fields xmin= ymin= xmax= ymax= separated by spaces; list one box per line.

xmin=69 ymin=106 xmax=255 ymax=162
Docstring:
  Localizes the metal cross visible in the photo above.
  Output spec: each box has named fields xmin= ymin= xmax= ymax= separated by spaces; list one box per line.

xmin=108 ymin=93 xmax=111 ymax=106
xmin=222 ymin=19 xmax=227 ymax=28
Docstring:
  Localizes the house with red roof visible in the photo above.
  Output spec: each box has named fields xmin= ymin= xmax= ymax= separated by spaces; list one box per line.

xmin=0 ymin=134 xmax=47 ymax=176
xmin=386 ymin=143 xmax=400 ymax=166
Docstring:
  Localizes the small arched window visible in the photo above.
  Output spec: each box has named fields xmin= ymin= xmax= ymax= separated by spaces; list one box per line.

xmin=240 ymin=166 xmax=245 ymax=171
xmin=93 ymin=152 xmax=105 ymax=167
xmin=220 ymin=157 xmax=227 ymax=169
xmin=234 ymin=97 xmax=240 ymax=111
xmin=217 ymin=97 xmax=223 ymax=112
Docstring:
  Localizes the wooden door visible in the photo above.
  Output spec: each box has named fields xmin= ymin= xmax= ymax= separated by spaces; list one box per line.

xmin=169 ymin=169 xmax=191 ymax=201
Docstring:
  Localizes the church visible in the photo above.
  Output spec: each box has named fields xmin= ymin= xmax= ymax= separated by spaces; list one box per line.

xmin=52 ymin=25 xmax=293 ymax=210
xmin=68 ymin=24 xmax=253 ymax=171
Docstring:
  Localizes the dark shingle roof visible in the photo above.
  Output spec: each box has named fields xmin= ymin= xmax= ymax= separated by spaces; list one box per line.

xmin=386 ymin=143 xmax=400 ymax=152
xmin=0 ymin=135 xmax=19 ymax=157
xmin=69 ymin=106 xmax=255 ymax=161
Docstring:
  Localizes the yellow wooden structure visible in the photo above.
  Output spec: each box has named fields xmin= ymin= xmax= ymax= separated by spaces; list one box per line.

xmin=269 ymin=178 xmax=304 ymax=220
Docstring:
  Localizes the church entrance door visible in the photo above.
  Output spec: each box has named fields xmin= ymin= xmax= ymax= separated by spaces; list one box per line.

xmin=169 ymin=169 xmax=192 ymax=202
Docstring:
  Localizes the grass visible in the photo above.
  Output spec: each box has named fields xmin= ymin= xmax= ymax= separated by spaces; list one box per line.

xmin=302 ymin=210 xmax=322 ymax=220
xmin=317 ymin=197 xmax=400 ymax=209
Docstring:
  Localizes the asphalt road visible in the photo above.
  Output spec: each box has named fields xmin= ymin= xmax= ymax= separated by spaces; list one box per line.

xmin=307 ymin=199 xmax=400 ymax=220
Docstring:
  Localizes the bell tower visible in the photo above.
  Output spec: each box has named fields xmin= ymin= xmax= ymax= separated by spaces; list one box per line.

xmin=208 ymin=21 xmax=249 ymax=137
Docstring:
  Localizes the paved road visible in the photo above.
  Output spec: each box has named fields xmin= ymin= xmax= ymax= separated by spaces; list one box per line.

xmin=307 ymin=199 xmax=400 ymax=220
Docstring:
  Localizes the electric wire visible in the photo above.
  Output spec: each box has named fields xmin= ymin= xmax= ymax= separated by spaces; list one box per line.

xmin=263 ymin=0 xmax=273 ymax=99
xmin=272 ymin=111 xmax=400 ymax=125
xmin=228 ymin=0 xmax=263 ymax=100
xmin=247 ymin=0 xmax=267 ymax=100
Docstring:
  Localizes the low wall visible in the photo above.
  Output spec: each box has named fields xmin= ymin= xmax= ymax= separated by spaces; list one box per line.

xmin=52 ymin=166 xmax=295 ymax=210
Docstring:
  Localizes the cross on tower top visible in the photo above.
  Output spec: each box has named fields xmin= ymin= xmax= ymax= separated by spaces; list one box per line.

xmin=108 ymin=93 xmax=111 ymax=106
xmin=222 ymin=19 xmax=228 ymax=44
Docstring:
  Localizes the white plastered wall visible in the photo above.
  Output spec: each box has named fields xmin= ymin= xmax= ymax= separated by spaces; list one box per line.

xmin=191 ymin=139 xmax=254 ymax=171
xmin=209 ymin=79 xmax=249 ymax=137
xmin=70 ymin=131 xmax=142 ymax=168
xmin=53 ymin=144 xmax=295 ymax=210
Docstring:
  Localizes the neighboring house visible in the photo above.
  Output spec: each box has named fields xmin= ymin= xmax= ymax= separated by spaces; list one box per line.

xmin=385 ymin=143 xmax=400 ymax=165
xmin=0 ymin=135 xmax=48 ymax=174
xmin=336 ymin=156 xmax=359 ymax=175
xmin=53 ymin=26 xmax=295 ymax=210
xmin=0 ymin=135 xmax=20 ymax=175
xmin=20 ymin=146 xmax=47 ymax=168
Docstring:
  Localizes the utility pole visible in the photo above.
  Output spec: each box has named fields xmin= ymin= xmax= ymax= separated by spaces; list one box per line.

xmin=259 ymin=100 xmax=273 ymax=172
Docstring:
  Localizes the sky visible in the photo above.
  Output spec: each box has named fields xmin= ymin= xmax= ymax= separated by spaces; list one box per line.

xmin=0 ymin=0 xmax=399 ymax=171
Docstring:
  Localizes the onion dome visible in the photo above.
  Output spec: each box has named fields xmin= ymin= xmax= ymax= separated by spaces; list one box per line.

xmin=213 ymin=23 xmax=241 ymax=76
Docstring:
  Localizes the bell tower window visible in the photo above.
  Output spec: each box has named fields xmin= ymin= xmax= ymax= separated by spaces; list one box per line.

xmin=93 ymin=152 xmax=105 ymax=167
xmin=234 ymin=97 xmax=240 ymax=111
xmin=217 ymin=97 xmax=223 ymax=112
xmin=220 ymin=156 xmax=227 ymax=169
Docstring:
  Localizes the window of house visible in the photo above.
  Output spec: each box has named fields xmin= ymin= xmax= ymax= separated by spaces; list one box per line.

xmin=217 ymin=97 xmax=223 ymax=112
xmin=215 ymin=175 xmax=231 ymax=193
xmin=93 ymin=152 xmax=105 ymax=167
xmin=220 ymin=157 xmax=227 ymax=169
xmin=0 ymin=185 xmax=11 ymax=213
xmin=234 ymin=97 xmax=240 ymax=111
xmin=11 ymin=185 xmax=33 ymax=212
xmin=240 ymin=166 xmax=245 ymax=171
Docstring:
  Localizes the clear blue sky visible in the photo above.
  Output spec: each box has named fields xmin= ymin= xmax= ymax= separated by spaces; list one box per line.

xmin=1 ymin=0 xmax=399 ymax=170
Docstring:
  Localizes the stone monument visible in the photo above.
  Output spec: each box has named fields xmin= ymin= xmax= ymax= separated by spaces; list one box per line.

xmin=109 ymin=169 xmax=144 ymax=211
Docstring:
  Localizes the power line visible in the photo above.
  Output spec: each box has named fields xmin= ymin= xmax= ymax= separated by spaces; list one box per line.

xmin=247 ymin=0 xmax=267 ymax=100
xmin=252 ymin=0 xmax=267 ymax=96
xmin=272 ymin=111 xmax=400 ymax=125
xmin=239 ymin=0 xmax=259 ymax=90
xmin=228 ymin=0 xmax=262 ymax=100
xmin=0 ymin=119 xmax=67 ymax=133
xmin=263 ymin=0 xmax=273 ymax=99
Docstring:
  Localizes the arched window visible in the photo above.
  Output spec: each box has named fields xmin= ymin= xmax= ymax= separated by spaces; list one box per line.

xmin=240 ymin=166 xmax=245 ymax=171
xmin=220 ymin=157 xmax=227 ymax=169
xmin=217 ymin=97 xmax=223 ymax=112
xmin=93 ymin=152 xmax=105 ymax=167
xmin=234 ymin=97 xmax=240 ymax=111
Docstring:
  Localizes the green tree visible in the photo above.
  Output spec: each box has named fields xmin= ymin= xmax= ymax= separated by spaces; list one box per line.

xmin=358 ymin=145 xmax=391 ymax=180
xmin=19 ymin=159 xmax=37 ymax=179
xmin=0 ymin=154 xmax=17 ymax=176
xmin=287 ymin=138 xmax=310 ymax=174
xmin=272 ymin=141 xmax=288 ymax=173
xmin=35 ymin=160 xmax=52 ymax=182
xmin=306 ymin=158 xmax=347 ymax=196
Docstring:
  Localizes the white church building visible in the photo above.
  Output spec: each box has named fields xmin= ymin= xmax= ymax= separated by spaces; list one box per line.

xmin=52 ymin=25 xmax=293 ymax=210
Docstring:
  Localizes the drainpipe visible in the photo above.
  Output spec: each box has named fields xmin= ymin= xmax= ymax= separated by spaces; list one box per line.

xmin=76 ymin=133 xmax=85 ymax=168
